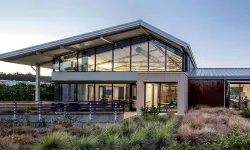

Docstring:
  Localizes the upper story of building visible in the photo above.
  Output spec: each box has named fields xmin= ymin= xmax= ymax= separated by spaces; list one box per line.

xmin=0 ymin=20 xmax=197 ymax=76
xmin=53 ymin=33 xmax=196 ymax=73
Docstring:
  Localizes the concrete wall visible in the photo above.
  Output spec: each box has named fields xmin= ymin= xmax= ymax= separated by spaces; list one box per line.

xmin=0 ymin=114 xmax=123 ymax=123
xmin=52 ymin=72 xmax=137 ymax=82
xmin=137 ymin=72 xmax=188 ymax=114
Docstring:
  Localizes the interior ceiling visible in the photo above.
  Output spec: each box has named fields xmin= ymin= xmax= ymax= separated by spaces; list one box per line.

xmin=4 ymin=28 xmax=183 ymax=69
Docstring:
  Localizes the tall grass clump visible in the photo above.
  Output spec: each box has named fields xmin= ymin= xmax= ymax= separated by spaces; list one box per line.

xmin=34 ymin=132 xmax=71 ymax=150
xmin=69 ymin=135 xmax=98 ymax=150
xmin=177 ymin=106 xmax=250 ymax=143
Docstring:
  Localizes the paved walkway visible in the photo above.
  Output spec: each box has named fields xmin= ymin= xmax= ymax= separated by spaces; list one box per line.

xmin=124 ymin=112 xmax=137 ymax=119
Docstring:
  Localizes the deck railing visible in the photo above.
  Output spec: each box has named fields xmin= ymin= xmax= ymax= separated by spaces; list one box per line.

xmin=0 ymin=101 xmax=124 ymax=120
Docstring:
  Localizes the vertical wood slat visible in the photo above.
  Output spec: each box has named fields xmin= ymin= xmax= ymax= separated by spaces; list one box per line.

xmin=188 ymin=79 xmax=224 ymax=108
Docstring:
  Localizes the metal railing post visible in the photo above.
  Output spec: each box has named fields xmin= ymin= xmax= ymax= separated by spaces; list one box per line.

xmin=13 ymin=102 xmax=16 ymax=120
xmin=38 ymin=102 xmax=41 ymax=121
xmin=114 ymin=102 xmax=117 ymax=121
xmin=64 ymin=102 xmax=67 ymax=116
xmin=89 ymin=102 xmax=92 ymax=121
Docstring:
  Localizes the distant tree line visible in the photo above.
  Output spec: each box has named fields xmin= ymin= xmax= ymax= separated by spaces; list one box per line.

xmin=0 ymin=72 xmax=51 ymax=82
xmin=0 ymin=72 xmax=56 ymax=101
xmin=0 ymin=83 xmax=58 ymax=101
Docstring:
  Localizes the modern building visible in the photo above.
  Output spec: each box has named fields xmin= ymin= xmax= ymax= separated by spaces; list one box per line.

xmin=0 ymin=20 xmax=250 ymax=115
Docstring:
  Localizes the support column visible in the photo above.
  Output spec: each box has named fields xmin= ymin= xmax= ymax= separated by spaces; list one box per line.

xmin=136 ymin=81 xmax=144 ymax=115
xmin=35 ymin=65 xmax=40 ymax=102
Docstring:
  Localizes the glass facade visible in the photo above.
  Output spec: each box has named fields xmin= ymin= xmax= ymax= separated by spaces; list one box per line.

xmin=59 ymin=53 xmax=77 ymax=72
xmin=113 ymin=40 xmax=131 ymax=71
xmin=54 ymin=83 xmax=135 ymax=112
xmin=78 ymin=48 xmax=95 ymax=71
xmin=131 ymin=36 xmax=148 ymax=71
xmin=53 ymin=35 xmax=185 ymax=72
xmin=96 ymin=45 xmax=113 ymax=71
xmin=145 ymin=83 xmax=178 ymax=112
xmin=229 ymin=84 xmax=250 ymax=109
xmin=166 ymin=45 xmax=183 ymax=71
xmin=149 ymin=39 xmax=166 ymax=71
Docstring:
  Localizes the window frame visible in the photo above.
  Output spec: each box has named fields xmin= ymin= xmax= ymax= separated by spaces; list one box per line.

xmin=53 ymin=35 xmax=185 ymax=72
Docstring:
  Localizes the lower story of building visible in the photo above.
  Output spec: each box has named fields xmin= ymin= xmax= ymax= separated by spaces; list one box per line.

xmin=189 ymin=79 xmax=250 ymax=110
xmin=51 ymin=72 xmax=250 ymax=115
xmin=52 ymin=72 xmax=188 ymax=114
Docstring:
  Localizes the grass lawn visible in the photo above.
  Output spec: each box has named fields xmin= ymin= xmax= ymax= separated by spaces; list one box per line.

xmin=1 ymin=107 xmax=250 ymax=150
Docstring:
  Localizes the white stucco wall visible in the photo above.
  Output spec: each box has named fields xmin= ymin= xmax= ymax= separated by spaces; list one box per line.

xmin=52 ymin=72 xmax=137 ymax=82
xmin=137 ymin=72 xmax=188 ymax=114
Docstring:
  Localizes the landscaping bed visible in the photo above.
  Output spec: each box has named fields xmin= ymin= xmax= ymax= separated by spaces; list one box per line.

xmin=0 ymin=113 xmax=180 ymax=150
xmin=1 ymin=107 xmax=250 ymax=150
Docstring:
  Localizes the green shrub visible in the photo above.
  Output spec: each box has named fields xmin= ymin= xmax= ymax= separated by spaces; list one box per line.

xmin=240 ymin=109 xmax=250 ymax=118
xmin=119 ymin=118 xmax=138 ymax=137
xmin=69 ymin=135 xmax=98 ymax=150
xmin=78 ymin=124 xmax=102 ymax=137
xmin=140 ymin=106 xmax=159 ymax=117
xmin=97 ymin=124 xmax=120 ymax=146
xmin=0 ymin=118 xmax=23 ymax=128
xmin=35 ymin=118 xmax=48 ymax=127
xmin=52 ymin=114 xmax=77 ymax=127
xmin=34 ymin=132 xmax=71 ymax=150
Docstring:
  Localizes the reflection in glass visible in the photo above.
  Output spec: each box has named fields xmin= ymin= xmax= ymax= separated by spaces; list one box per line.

xmin=53 ymin=35 xmax=185 ymax=72
xmin=77 ymin=84 xmax=94 ymax=101
xmin=166 ymin=46 xmax=183 ymax=71
xmin=149 ymin=39 xmax=166 ymax=71
xmin=113 ymin=84 xmax=130 ymax=111
xmin=145 ymin=83 xmax=159 ymax=107
xmin=60 ymin=53 xmax=77 ymax=72
xmin=229 ymin=84 xmax=250 ymax=109
xmin=95 ymin=84 xmax=112 ymax=101
xmin=61 ymin=84 xmax=75 ymax=101
xmin=78 ymin=48 xmax=95 ymax=71
xmin=53 ymin=57 xmax=59 ymax=71
xmin=96 ymin=45 xmax=112 ymax=71
xmin=131 ymin=36 xmax=148 ymax=71
xmin=113 ymin=40 xmax=130 ymax=71
xmin=145 ymin=83 xmax=178 ymax=112
xmin=159 ymin=83 xmax=178 ymax=112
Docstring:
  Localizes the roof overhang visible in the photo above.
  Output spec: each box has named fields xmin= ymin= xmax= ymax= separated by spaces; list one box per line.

xmin=0 ymin=20 xmax=197 ymax=68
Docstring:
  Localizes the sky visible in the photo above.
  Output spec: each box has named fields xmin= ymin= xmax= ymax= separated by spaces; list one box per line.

xmin=0 ymin=0 xmax=250 ymax=76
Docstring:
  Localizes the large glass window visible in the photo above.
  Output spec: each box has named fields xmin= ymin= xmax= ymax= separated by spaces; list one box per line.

xmin=53 ymin=57 xmax=60 ymax=71
xmin=113 ymin=40 xmax=131 ymax=71
xmin=61 ymin=84 xmax=76 ymax=101
xmin=113 ymin=84 xmax=130 ymax=111
xmin=166 ymin=46 xmax=183 ymax=71
xmin=53 ymin=35 xmax=185 ymax=72
xmin=145 ymin=83 xmax=159 ymax=107
xmin=96 ymin=45 xmax=112 ymax=71
xmin=59 ymin=53 xmax=77 ymax=72
xmin=78 ymin=48 xmax=95 ymax=71
xmin=159 ymin=83 xmax=178 ymax=112
xmin=149 ymin=39 xmax=166 ymax=71
xmin=77 ymin=84 xmax=94 ymax=101
xmin=229 ymin=84 xmax=250 ymax=109
xmin=145 ymin=83 xmax=178 ymax=112
xmin=95 ymin=84 xmax=112 ymax=101
xmin=131 ymin=36 xmax=148 ymax=71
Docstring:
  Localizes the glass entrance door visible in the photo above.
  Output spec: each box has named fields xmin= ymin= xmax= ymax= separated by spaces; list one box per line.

xmin=130 ymin=84 xmax=137 ymax=111
xmin=145 ymin=83 xmax=178 ymax=112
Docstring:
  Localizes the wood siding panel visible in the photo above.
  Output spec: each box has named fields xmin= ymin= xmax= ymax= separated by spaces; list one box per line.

xmin=188 ymin=80 xmax=224 ymax=108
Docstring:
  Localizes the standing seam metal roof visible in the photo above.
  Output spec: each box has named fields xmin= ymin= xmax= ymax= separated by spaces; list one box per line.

xmin=188 ymin=68 xmax=250 ymax=79
xmin=0 ymin=20 xmax=197 ymax=68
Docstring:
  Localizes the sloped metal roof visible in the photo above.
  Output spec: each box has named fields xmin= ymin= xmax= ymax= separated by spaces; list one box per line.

xmin=188 ymin=68 xmax=250 ymax=79
xmin=0 ymin=20 xmax=197 ymax=68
